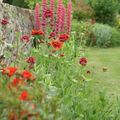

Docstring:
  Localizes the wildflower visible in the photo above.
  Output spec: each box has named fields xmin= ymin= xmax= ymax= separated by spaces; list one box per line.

xmin=50 ymin=0 xmax=55 ymax=28
xmin=12 ymin=78 xmax=23 ymax=87
xmin=58 ymin=34 xmax=69 ymax=42
xmin=26 ymin=57 xmax=35 ymax=64
xmin=49 ymin=32 xmax=56 ymax=39
xmin=21 ymin=35 xmax=30 ymax=42
xmin=49 ymin=40 xmax=63 ymax=50
xmin=19 ymin=90 xmax=29 ymax=101
xmin=66 ymin=0 xmax=72 ymax=34
xmin=79 ymin=57 xmax=87 ymax=66
xmin=55 ymin=0 xmax=63 ymax=34
xmin=2 ymin=67 xmax=17 ymax=77
xmin=31 ymin=29 xmax=44 ymax=36
xmin=86 ymin=70 xmax=91 ymax=74
xmin=60 ymin=53 xmax=64 ymax=57
xmin=22 ymin=70 xmax=32 ymax=79
xmin=42 ymin=0 xmax=47 ymax=31
xmin=1 ymin=19 xmax=9 ymax=25
xmin=35 ymin=3 xmax=41 ymax=29
xmin=44 ymin=9 xmax=53 ymax=18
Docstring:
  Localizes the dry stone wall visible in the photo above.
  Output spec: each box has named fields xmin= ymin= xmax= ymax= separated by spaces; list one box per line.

xmin=0 ymin=1 xmax=34 ymax=55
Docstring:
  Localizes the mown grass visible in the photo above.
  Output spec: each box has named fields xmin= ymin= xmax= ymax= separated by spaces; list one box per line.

xmin=87 ymin=47 xmax=120 ymax=97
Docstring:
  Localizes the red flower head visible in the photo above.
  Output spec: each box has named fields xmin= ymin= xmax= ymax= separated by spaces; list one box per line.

xmin=58 ymin=34 xmax=69 ymax=42
xmin=49 ymin=32 xmax=56 ymax=39
xmin=2 ymin=67 xmax=17 ymax=77
xmin=22 ymin=70 xmax=32 ymax=79
xmin=44 ymin=9 xmax=53 ymax=18
xmin=31 ymin=29 xmax=44 ymax=36
xmin=26 ymin=57 xmax=35 ymax=64
xmin=20 ymin=35 xmax=30 ymax=42
xmin=59 ymin=53 xmax=65 ymax=57
xmin=12 ymin=78 xmax=23 ymax=87
xmin=1 ymin=19 xmax=9 ymax=25
xmin=79 ymin=57 xmax=87 ymax=66
xmin=49 ymin=40 xmax=63 ymax=50
xmin=19 ymin=90 xmax=29 ymax=101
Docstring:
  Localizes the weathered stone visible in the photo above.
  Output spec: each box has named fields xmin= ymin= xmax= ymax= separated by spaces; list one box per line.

xmin=0 ymin=2 xmax=34 ymax=55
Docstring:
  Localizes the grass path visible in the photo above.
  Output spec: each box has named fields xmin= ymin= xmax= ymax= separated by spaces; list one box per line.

xmin=87 ymin=47 xmax=120 ymax=97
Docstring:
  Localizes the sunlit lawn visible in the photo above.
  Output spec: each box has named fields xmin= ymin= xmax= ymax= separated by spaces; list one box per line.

xmin=87 ymin=47 xmax=120 ymax=97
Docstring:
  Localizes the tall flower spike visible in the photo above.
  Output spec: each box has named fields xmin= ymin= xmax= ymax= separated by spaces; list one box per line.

xmin=66 ymin=0 xmax=72 ymax=35
xmin=42 ymin=0 xmax=47 ymax=32
xmin=55 ymin=0 xmax=63 ymax=34
xmin=35 ymin=3 xmax=41 ymax=30
xmin=50 ymin=0 xmax=55 ymax=29
xmin=61 ymin=5 xmax=66 ymax=33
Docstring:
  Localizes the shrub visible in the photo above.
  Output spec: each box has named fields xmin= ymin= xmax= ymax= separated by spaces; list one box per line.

xmin=73 ymin=0 xmax=94 ymax=20
xmin=92 ymin=23 xmax=112 ymax=47
xmin=86 ymin=0 xmax=119 ymax=25
xmin=111 ymin=28 xmax=120 ymax=47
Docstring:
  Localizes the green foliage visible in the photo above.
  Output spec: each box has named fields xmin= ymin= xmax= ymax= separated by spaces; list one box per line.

xmin=86 ymin=0 xmax=119 ymax=25
xmin=12 ymin=0 xmax=29 ymax=8
xmin=92 ymin=23 xmax=112 ymax=47
xmin=73 ymin=8 xmax=94 ymax=20
xmin=73 ymin=0 xmax=94 ymax=20
xmin=111 ymin=28 xmax=120 ymax=47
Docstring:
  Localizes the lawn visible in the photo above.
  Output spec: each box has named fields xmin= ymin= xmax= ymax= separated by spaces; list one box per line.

xmin=87 ymin=47 xmax=120 ymax=97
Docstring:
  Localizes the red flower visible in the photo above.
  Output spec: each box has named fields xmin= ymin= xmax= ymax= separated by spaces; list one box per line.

xmin=19 ymin=90 xmax=29 ymax=101
xmin=79 ymin=57 xmax=87 ymax=66
xmin=21 ymin=35 xmax=30 ymax=42
xmin=26 ymin=57 xmax=35 ymax=64
xmin=49 ymin=40 xmax=63 ymax=50
xmin=60 ymin=53 xmax=65 ymax=57
xmin=1 ymin=19 xmax=9 ymax=25
xmin=22 ymin=70 xmax=32 ymax=79
xmin=58 ymin=34 xmax=69 ymax=42
xmin=44 ymin=9 xmax=53 ymax=18
xmin=2 ymin=67 xmax=17 ymax=77
xmin=31 ymin=29 xmax=44 ymax=36
xmin=12 ymin=78 xmax=23 ymax=87
xmin=49 ymin=32 xmax=56 ymax=39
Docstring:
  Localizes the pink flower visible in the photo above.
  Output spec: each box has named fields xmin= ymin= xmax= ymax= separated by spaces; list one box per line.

xmin=1 ymin=19 xmax=9 ymax=25
xmin=58 ymin=34 xmax=69 ymax=42
xmin=61 ymin=5 xmax=66 ymax=33
xmin=79 ymin=57 xmax=87 ymax=66
xmin=66 ymin=0 xmax=72 ymax=34
xmin=55 ymin=0 xmax=63 ymax=34
xmin=49 ymin=32 xmax=56 ymax=39
xmin=26 ymin=57 xmax=35 ymax=64
xmin=34 ymin=3 xmax=41 ymax=30
xmin=50 ymin=0 xmax=55 ymax=28
xmin=44 ymin=9 xmax=53 ymax=18
xmin=20 ymin=35 xmax=30 ymax=42
xmin=42 ymin=0 xmax=47 ymax=31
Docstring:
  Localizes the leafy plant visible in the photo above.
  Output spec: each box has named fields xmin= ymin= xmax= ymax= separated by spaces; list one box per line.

xmin=92 ymin=23 xmax=112 ymax=47
xmin=86 ymin=0 xmax=119 ymax=25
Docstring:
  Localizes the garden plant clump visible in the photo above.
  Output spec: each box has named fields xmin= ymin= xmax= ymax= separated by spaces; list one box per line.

xmin=1 ymin=0 xmax=120 ymax=120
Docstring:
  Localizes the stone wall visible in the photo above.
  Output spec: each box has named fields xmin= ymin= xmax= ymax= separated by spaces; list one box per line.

xmin=0 ymin=1 xmax=34 ymax=55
